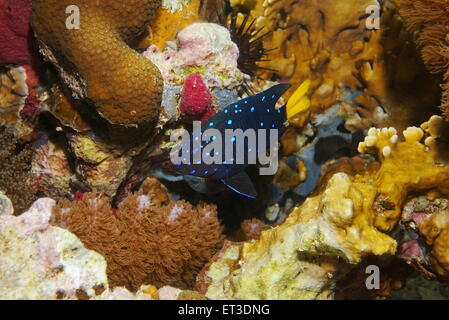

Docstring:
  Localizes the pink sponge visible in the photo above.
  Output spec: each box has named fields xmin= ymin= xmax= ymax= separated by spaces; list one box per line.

xmin=0 ymin=0 xmax=37 ymax=65
xmin=179 ymin=74 xmax=214 ymax=121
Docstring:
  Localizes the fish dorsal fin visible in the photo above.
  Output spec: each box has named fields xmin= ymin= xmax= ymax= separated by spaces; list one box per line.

xmin=221 ymin=171 xmax=257 ymax=199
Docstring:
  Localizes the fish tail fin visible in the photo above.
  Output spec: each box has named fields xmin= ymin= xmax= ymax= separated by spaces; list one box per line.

xmin=221 ymin=171 xmax=257 ymax=199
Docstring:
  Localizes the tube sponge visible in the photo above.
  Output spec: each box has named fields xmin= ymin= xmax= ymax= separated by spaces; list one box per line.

xmin=30 ymin=0 xmax=164 ymax=127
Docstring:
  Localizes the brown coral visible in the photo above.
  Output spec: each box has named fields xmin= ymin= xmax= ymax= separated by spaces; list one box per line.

xmin=231 ymin=0 xmax=440 ymax=130
xmin=31 ymin=0 xmax=164 ymax=127
xmin=230 ymin=218 xmax=266 ymax=242
xmin=399 ymin=0 xmax=449 ymax=119
xmin=0 ymin=125 xmax=36 ymax=214
xmin=53 ymin=177 xmax=224 ymax=291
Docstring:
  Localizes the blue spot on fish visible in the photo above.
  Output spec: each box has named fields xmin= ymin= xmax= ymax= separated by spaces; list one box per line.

xmin=171 ymin=83 xmax=291 ymax=199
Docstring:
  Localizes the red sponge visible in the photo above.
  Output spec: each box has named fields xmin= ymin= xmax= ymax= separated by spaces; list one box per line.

xmin=0 ymin=0 xmax=37 ymax=65
xmin=179 ymin=74 xmax=214 ymax=121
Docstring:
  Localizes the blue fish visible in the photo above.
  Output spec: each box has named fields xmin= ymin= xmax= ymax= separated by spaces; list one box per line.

xmin=170 ymin=83 xmax=291 ymax=199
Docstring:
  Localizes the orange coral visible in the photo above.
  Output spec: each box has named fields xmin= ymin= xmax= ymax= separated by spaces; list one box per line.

xmin=31 ymin=0 xmax=163 ymax=127
xmin=399 ymin=0 xmax=449 ymax=119
xmin=148 ymin=0 xmax=202 ymax=50
xmin=53 ymin=177 xmax=224 ymax=291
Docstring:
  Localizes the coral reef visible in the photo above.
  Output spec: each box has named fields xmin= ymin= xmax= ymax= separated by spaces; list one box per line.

xmin=149 ymin=0 xmax=202 ymax=50
xmin=401 ymin=195 xmax=449 ymax=280
xmin=67 ymin=134 xmax=134 ymax=196
xmin=0 ymin=196 xmax=206 ymax=300
xmin=0 ymin=125 xmax=36 ymax=214
xmin=196 ymin=117 xmax=449 ymax=299
xmin=53 ymin=177 xmax=224 ymax=291
xmin=399 ymin=0 xmax=449 ymax=118
xmin=230 ymin=218 xmax=266 ymax=242
xmin=3 ymin=0 xmax=449 ymax=301
xmin=31 ymin=0 xmax=164 ymax=127
xmin=0 ymin=0 xmax=36 ymax=65
xmin=0 ymin=66 xmax=33 ymax=137
xmin=230 ymin=0 xmax=441 ymax=130
xmin=30 ymin=133 xmax=75 ymax=199
xmin=143 ymin=22 xmax=243 ymax=90
xmin=0 ymin=198 xmax=109 ymax=299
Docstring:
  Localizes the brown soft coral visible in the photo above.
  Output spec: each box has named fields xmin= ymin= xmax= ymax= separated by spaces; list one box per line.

xmin=53 ymin=177 xmax=224 ymax=291
xmin=31 ymin=0 xmax=163 ymax=127
xmin=0 ymin=125 xmax=36 ymax=214
xmin=399 ymin=0 xmax=449 ymax=119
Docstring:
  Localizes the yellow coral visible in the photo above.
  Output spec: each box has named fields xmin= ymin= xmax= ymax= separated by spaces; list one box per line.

xmin=196 ymin=116 xmax=449 ymax=299
xmin=31 ymin=0 xmax=163 ymax=127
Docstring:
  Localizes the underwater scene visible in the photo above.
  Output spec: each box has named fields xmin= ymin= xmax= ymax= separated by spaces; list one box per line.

xmin=1 ymin=0 xmax=449 ymax=301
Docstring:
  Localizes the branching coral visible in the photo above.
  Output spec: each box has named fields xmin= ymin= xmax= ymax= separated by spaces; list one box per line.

xmin=196 ymin=116 xmax=449 ymax=300
xmin=31 ymin=0 xmax=164 ymax=127
xmin=0 ymin=125 xmax=36 ymax=214
xmin=53 ymin=177 xmax=224 ymax=291
xmin=399 ymin=0 xmax=449 ymax=119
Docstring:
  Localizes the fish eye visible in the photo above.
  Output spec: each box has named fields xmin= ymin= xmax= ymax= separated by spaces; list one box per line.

xmin=162 ymin=161 xmax=171 ymax=168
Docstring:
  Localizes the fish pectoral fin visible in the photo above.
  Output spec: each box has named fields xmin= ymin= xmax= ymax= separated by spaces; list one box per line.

xmin=221 ymin=172 xmax=257 ymax=199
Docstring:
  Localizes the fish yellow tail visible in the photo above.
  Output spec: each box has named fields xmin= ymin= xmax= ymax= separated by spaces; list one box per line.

xmin=286 ymin=80 xmax=311 ymax=120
